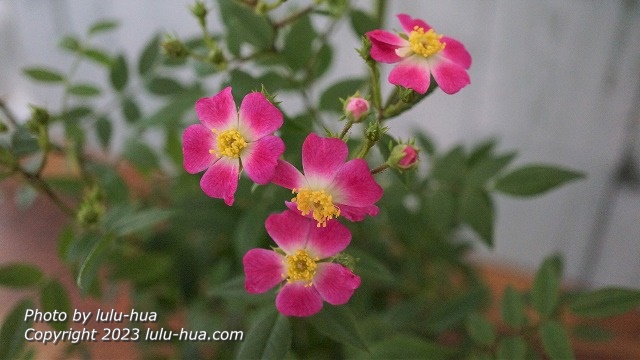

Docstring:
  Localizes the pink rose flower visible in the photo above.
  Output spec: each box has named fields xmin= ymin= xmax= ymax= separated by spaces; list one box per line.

xmin=243 ymin=210 xmax=361 ymax=317
xmin=272 ymin=133 xmax=383 ymax=226
xmin=182 ymin=87 xmax=285 ymax=205
xmin=344 ymin=96 xmax=369 ymax=122
xmin=366 ymin=14 xmax=471 ymax=94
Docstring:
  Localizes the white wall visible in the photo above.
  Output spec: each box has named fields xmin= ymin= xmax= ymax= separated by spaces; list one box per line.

xmin=1 ymin=0 xmax=639 ymax=287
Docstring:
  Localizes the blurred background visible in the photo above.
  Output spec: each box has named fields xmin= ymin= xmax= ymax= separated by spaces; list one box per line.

xmin=1 ymin=0 xmax=639 ymax=289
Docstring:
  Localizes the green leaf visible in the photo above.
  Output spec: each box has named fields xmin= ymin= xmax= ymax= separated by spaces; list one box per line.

xmin=237 ymin=309 xmax=291 ymax=360
xmin=465 ymin=313 xmax=495 ymax=346
xmin=350 ymin=248 xmax=395 ymax=285
xmin=208 ymin=276 xmax=272 ymax=304
xmin=82 ymin=47 xmax=113 ymax=66
xmin=68 ymin=83 xmax=101 ymax=97
xmin=63 ymin=106 xmax=92 ymax=122
xmin=219 ymin=0 xmax=274 ymax=52
xmin=40 ymin=280 xmax=71 ymax=331
xmin=121 ymin=98 xmax=142 ymax=123
xmin=96 ymin=116 xmax=112 ymax=149
xmin=431 ymin=146 xmax=466 ymax=183
xmin=349 ymin=10 xmax=377 ymax=36
xmin=76 ymin=235 xmax=111 ymax=291
xmin=426 ymin=286 xmax=488 ymax=334
xmin=138 ymin=34 xmax=160 ymax=76
xmin=501 ymin=286 xmax=525 ymax=329
xmin=307 ymin=305 xmax=368 ymax=351
xmin=103 ymin=206 xmax=172 ymax=237
xmin=531 ymin=254 xmax=563 ymax=317
xmin=319 ymin=78 xmax=366 ymax=113
xmin=539 ymin=321 xmax=574 ymax=360
xmin=282 ymin=14 xmax=316 ymax=70
xmin=228 ymin=69 xmax=261 ymax=99
xmin=233 ymin=205 xmax=268 ymax=260
xmin=145 ymin=77 xmax=186 ymax=95
xmin=0 ymin=263 xmax=43 ymax=288
xmin=467 ymin=152 xmax=516 ymax=186
xmin=569 ymin=287 xmax=640 ymax=319
xmin=11 ymin=127 xmax=39 ymax=157
xmin=109 ymin=54 xmax=128 ymax=91
xmin=137 ymin=87 xmax=204 ymax=129
xmin=112 ymin=253 xmax=172 ymax=285
xmin=365 ymin=335 xmax=448 ymax=359
xmin=424 ymin=187 xmax=456 ymax=236
xmin=88 ymin=20 xmax=119 ymax=35
xmin=496 ymin=336 xmax=527 ymax=360
xmin=310 ymin=44 xmax=333 ymax=81
xmin=459 ymin=188 xmax=494 ymax=247
xmin=416 ymin=131 xmax=436 ymax=156
xmin=0 ymin=299 xmax=34 ymax=359
xmin=123 ymin=141 xmax=158 ymax=174
xmin=495 ymin=165 xmax=584 ymax=197
xmin=59 ymin=36 xmax=80 ymax=52
xmin=572 ymin=324 xmax=614 ymax=342
xmin=23 ymin=67 xmax=64 ymax=83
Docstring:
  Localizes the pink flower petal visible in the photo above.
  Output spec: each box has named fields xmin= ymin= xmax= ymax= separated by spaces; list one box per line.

xmin=243 ymin=249 xmax=285 ymax=294
xmin=430 ymin=58 xmax=471 ymax=94
xmin=272 ymin=160 xmax=306 ymax=190
xmin=276 ymin=282 xmax=323 ymax=317
xmin=330 ymin=159 xmax=383 ymax=207
xmin=314 ymin=263 xmax=361 ymax=305
xmin=337 ymin=204 xmax=379 ymax=222
xmin=238 ymin=92 xmax=284 ymax=141
xmin=265 ymin=210 xmax=311 ymax=254
xmin=366 ymin=30 xmax=405 ymax=63
xmin=302 ymin=133 xmax=348 ymax=184
xmin=389 ymin=57 xmax=431 ymax=94
xmin=306 ymin=219 xmax=351 ymax=259
xmin=195 ymin=87 xmax=237 ymax=130
xmin=241 ymin=135 xmax=285 ymax=184
xmin=182 ymin=124 xmax=216 ymax=174
xmin=440 ymin=36 xmax=472 ymax=69
xmin=200 ymin=157 xmax=240 ymax=205
xmin=397 ymin=14 xmax=432 ymax=33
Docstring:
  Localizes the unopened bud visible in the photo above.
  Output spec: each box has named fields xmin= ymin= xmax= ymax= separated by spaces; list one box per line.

xmin=344 ymin=94 xmax=369 ymax=123
xmin=162 ymin=36 xmax=190 ymax=60
xmin=190 ymin=1 xmax=208 ymax=20
xmin=387 ymin=143 xmax=419 ymax=171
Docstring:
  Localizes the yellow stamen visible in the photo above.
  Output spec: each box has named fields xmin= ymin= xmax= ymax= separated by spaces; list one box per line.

xmin=291 ymin=188 xmax=340 ymax=227
xmin=285 ymin=249 xmax=318 ymax=286
xmin=409 ymin=26 xmax=446 ymax=58
xmin=210 ymin=128 xmax=247 ymax=158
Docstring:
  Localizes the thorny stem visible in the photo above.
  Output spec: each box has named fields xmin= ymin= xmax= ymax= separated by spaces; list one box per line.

xmin=339 ymin=120 xmax=354 ymax=140
xmin=19 ymin=168 xmax=75 ymax=217
xmin=370 ymin=163 xmax=390 ymax=175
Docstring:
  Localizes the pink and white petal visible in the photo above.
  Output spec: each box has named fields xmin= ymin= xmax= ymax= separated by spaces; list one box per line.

xmin=338 ymin=204 xmax=379 ymax=222
xmin=238 ymin=92 xmax=284 ymax=141
xmin=182 ymin=124 xmax=216 ymax=174
xmin=389 ymin=58 xmax=431 ymax=94
xmin=271 ymin=160 xmax=306 ymax=190
xmin=302 ymin=133 xmax=348 ymax=184
xmin=440 ymin=36 xmax=472 ymax=69
xmin=243 ymin=249 xmax=285 ymax=294
xmin=195 ymin=87 xmax=237 ymax=130
xmin=306 ymin=219 xmax=352 ymax=259
xmin=366 ymin=30 xmax=405 ymax=63
xmin=314 ymin=263 xmax=361 ymax=305
xmin=276 ymin=282 xmax=323 ymax=317
xmin=241 ymin=136 xmax=285 ymax=184
xmin=430 ymin=58 xmax=471 ymax=95
xmin=330 ymin=159 xmax=383 ymax=207
xmin=265 ymin=210 xmax=311 ymax=254
xmin=397 ymin=13 xmax=431 ymax=33
xmin=200 ymin=157 xmax=240 ymax=206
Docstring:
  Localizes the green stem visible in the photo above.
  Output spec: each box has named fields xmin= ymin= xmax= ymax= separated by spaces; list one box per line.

xmin=273 ymin=6 xmax=313 ymax=29
xmin=339 ymin=120 xmax=354 ymax=140
xmin=0 ymin=99 xmax=19 ymax=128
xmin=19 ymin=169 xmax=75 ymax=217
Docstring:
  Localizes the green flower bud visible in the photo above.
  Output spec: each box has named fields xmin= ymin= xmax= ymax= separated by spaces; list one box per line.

xmin=162 ymin=36 xmax=190 ymax=60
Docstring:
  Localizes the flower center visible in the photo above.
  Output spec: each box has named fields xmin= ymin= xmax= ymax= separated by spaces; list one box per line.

xmin=409 ymin=26 xmax=446 ymax=58
xmin=285 ymin=249 xmax=318 ymax=285
xmin=292 ymin=188 xmax=341 ymax=227
xmin=210 ymin=128 xmax=247 ymax=158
